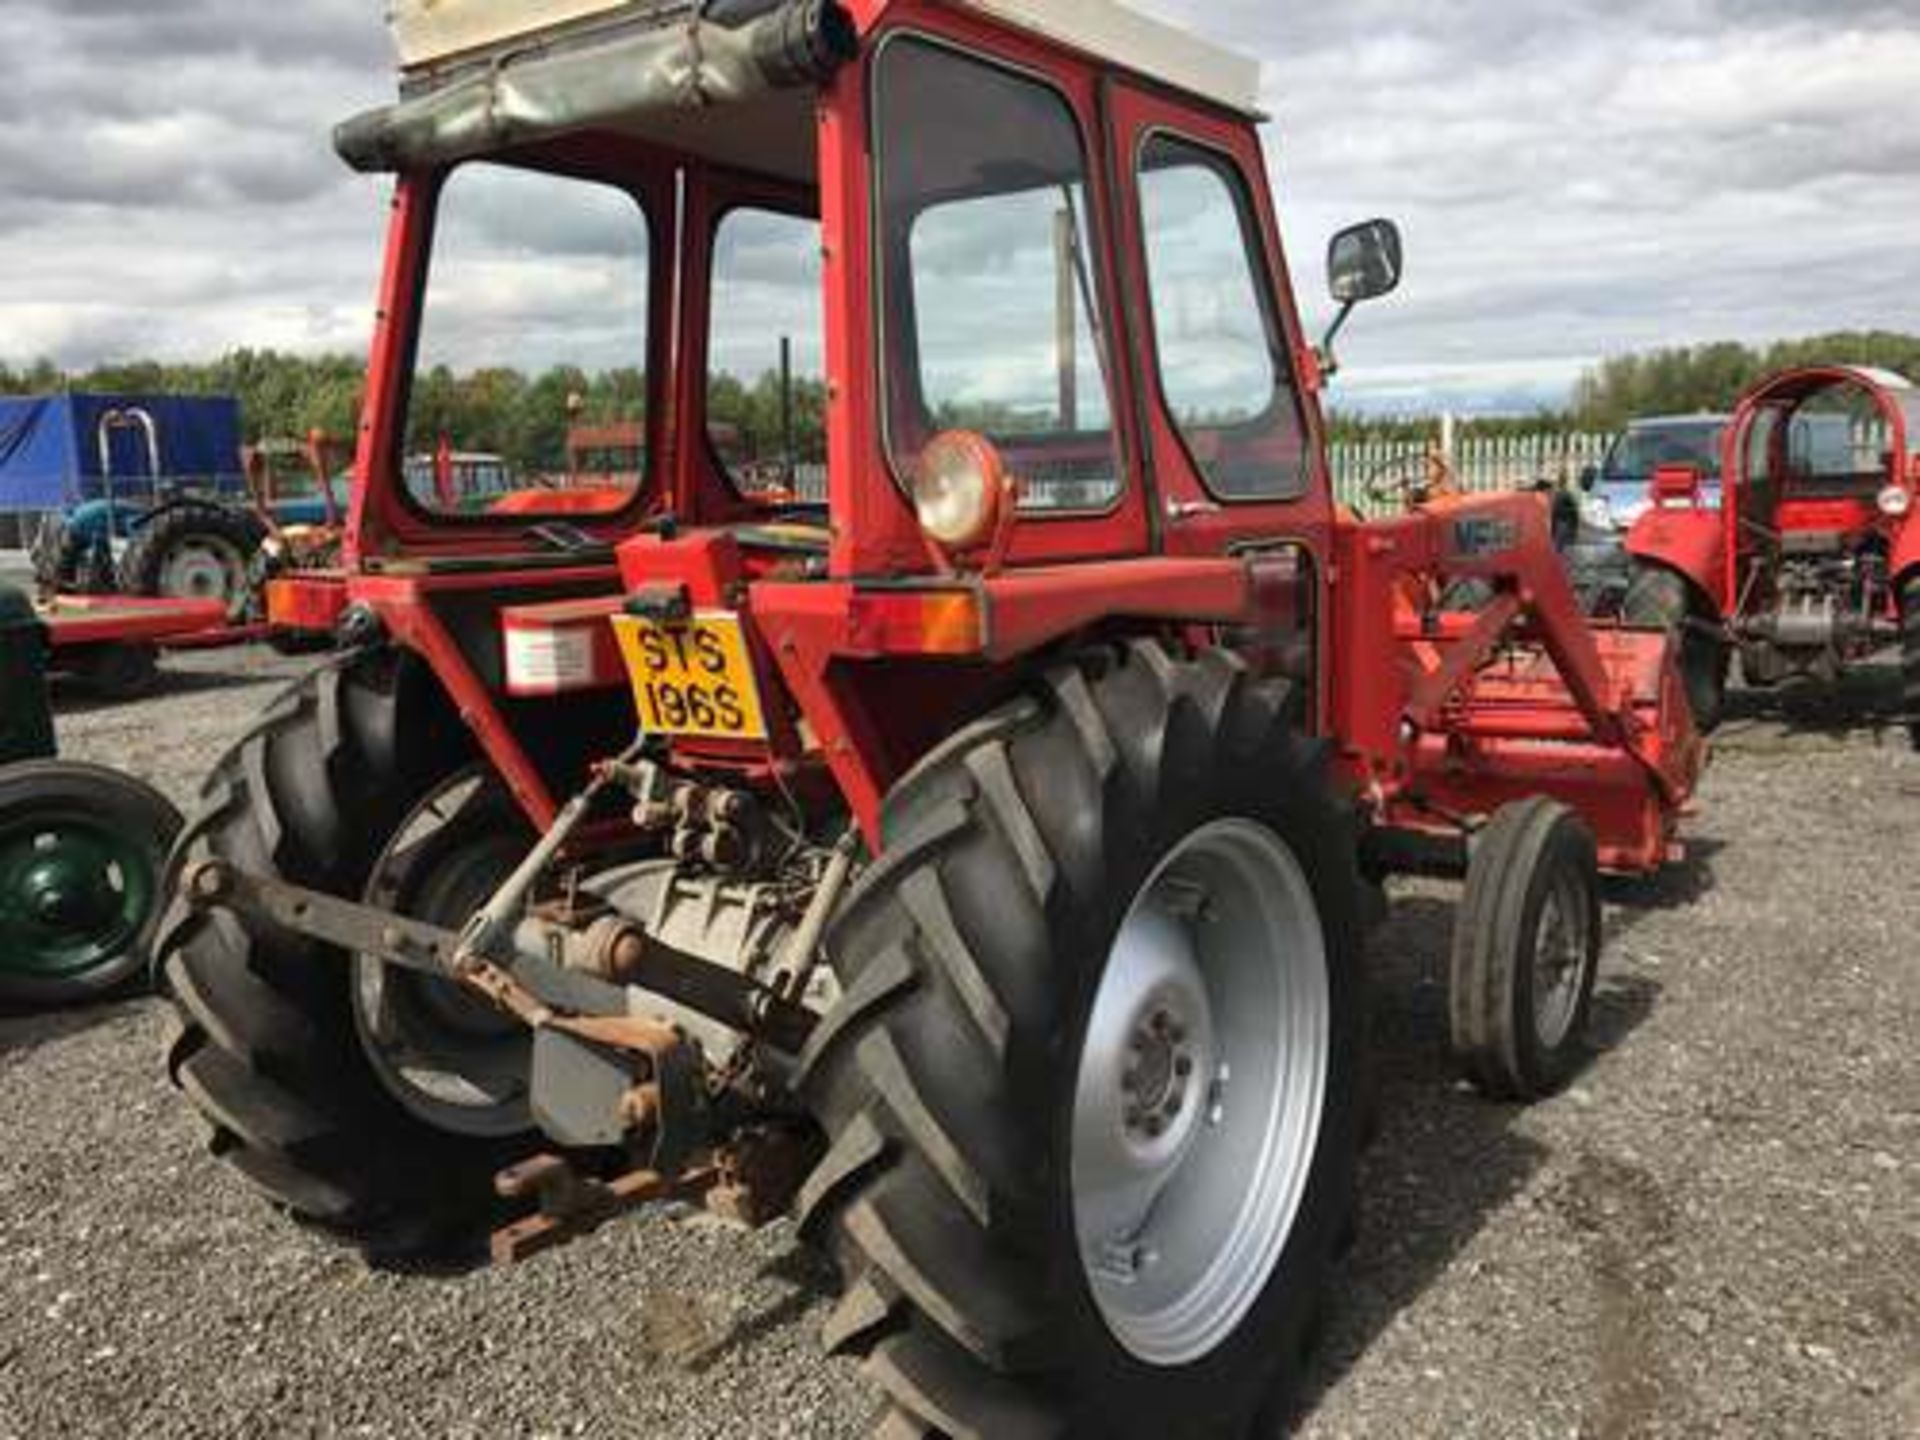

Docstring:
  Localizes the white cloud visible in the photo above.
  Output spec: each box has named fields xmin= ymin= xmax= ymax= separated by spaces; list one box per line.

xmin=0 ymin=1 xmax=1915 ymax=415
xmin=1139 ymin=0 xmax=1920 ymax=411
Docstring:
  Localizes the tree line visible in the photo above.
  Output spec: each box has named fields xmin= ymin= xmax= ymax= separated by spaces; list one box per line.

xmin=0 ymin=350 xmax=825 ymax=476
xmin=5 ymin=330 xmax=1915 ymax=463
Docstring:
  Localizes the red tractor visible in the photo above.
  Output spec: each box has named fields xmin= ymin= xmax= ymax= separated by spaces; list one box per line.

xmin=1625 ymin=364 xmax=1920 ymax=739
xmin=159 ymin=4 xmax=1704 ymax=1434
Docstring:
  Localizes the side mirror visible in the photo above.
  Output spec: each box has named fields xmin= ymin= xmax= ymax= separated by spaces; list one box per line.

xmin=1320 ymin=219 xmax=1403 ymax=379
xmin=1579 ymin=464 xmax=1599 ymax=493
xmin=1328 ymin=219 xmax=1404 ymax=306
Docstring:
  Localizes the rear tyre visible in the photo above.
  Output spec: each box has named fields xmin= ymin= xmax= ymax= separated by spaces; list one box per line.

xmin=119 ymin=504 xmax=264 ymax=622
xmin=1901 ymin=578 xmax=1920 ymax=751
xmin=798 ymin=641 xmax=1365 ymax=1439
xmin=155 ymin=651 xmax=518 ymax=1259
xmin=1449 ymin=798 xmax=1601 ymax=1102
xmin=1625 ymin=565 xmax=1727 ymax=734
xmin=0 ymin=761 xmax=181 ymax=1007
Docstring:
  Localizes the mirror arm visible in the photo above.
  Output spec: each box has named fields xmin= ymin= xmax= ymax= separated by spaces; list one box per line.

xmin=1318 ymin=299 xmax=1357 ymax=380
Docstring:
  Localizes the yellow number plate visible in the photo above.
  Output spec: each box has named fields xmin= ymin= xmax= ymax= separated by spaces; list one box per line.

xmin=611 ymin=612 xmax=770 ymax=741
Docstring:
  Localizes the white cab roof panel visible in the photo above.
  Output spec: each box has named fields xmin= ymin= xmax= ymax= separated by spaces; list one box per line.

xmin=961 ymin=1 xmax=1262 ymax=114
xmin=391 ymin=0 xmax=633 ymax=69
xmin=388 ymin=0 xmax=1264 ymax=114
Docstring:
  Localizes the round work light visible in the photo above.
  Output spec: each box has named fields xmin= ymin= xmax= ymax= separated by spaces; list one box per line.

xmin=912 ymin=430 xmax=1010 ymax=552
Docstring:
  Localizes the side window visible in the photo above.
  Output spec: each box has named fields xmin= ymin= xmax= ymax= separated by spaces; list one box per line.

xmin=708 ymin=207 xmax=827 ymax=503
xmin=407 ymin=164 xmax=650 ymax=518
xmin=875 ymin=38 xmax=1122 ymax=514
xmin=1138 ymin=136 xmax=1306 ymax=501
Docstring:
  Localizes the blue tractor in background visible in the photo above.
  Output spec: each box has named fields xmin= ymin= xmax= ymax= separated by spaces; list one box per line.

xmin=2 ymin=393 xmax=265 ymax=620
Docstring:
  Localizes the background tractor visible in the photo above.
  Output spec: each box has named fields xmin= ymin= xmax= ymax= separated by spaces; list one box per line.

xmin=156 ymin=3 xmax=1705 ymax=1436
xmin=0 ymin=583 xmax=181 ymax=1006
xmin=9 ymin=394 xmax=266 ymax=621
xmin=1624 ymin=364 xmax=1920 ymax=738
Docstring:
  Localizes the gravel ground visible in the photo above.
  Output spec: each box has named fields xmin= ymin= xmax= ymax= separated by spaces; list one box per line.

xmin=2 ymin=646 xmax=1916 ymax=1438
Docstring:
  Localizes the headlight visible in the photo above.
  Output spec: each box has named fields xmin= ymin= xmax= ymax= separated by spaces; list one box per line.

xmin=913 ymin=430 xmax=1009 ymax=551
xmin=1878 ymin=485 xmax=1912 ymax=519
xmin=1579 ymin=496 xmax=1615 ymax=533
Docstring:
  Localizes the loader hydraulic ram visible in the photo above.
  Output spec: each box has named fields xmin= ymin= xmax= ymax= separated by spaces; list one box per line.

xmin=158 ymin=4 xmax=1704 ymax=1436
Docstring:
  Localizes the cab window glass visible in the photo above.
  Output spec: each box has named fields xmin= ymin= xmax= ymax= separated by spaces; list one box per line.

xmin=708 ymin=207 xmax=827 ymax=503
xmin=1784 ymin=390 xmax=1882 ymax=480
xmin=876 ymin=38 xmax=1122 ymax=514
xmin=407 ymin=165 xmax=650 ymax=518
xmin=1138 ymin=136 xmax=1306 ymax=500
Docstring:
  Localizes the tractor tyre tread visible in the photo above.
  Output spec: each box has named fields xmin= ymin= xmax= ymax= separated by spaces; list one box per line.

xmin=1625 ymin=564 xmax=1727 ymax=733
xmin=799 ymin=640 xmax=1364 ymax=1439
xmin=117 ymin=502 xmax=265 ymax=619
xmin=1449 ymin=797 xmax=1601 ymax=1102
xmin=155 ymin=651 xmax=497 ymax=1259
xmin=29 ymin=515 xmax=85 ymax=594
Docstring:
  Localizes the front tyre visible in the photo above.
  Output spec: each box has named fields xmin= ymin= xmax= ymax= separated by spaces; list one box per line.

xmin=1449 ymin=798 xmax=1601 ymax=1102
xmin=1625 ymin=564 xmax=1728 ymax=734
xmin=797 ymin=642 xmax=1365 ymax=1439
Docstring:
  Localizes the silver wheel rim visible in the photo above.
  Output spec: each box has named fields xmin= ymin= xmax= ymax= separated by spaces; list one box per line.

xmin=1532 ymin=870 xmax=1591 ymax=1051
xmin=1071 ymin=819 xmax=1330 ymax=1368
xmin=352 ymin=775 xmax=532 ymax=1139
xmin=157 ymin=536 xmax=246 ymax=609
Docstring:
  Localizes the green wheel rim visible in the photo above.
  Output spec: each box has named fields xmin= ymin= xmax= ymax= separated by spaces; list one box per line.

xmin=0 ymin=808 xmax=156 ymax=981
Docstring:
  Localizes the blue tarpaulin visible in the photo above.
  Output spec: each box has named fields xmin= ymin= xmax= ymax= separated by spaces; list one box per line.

xmin=0 ymin=394 xmax=246 ymax=513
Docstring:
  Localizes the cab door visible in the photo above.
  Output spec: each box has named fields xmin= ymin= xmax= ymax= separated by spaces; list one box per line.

xmin=1104 ymin=83 xmax=1338 ymax=559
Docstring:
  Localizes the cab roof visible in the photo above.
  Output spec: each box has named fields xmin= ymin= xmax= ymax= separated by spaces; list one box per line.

xmin=387 ymin=0 xmax=1265 ymax=117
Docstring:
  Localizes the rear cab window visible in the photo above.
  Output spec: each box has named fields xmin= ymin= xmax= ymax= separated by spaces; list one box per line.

xmin=404 ymin=163 xmax=653 ymax=521
xmin=707 ymin=206 xmax=828 ymax=505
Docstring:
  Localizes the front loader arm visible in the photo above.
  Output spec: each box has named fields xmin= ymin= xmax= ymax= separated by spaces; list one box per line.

xmin=1332 ymin=491 xmax=1703 ymax=873
xmin=1335 ymin=491 xmax=1632 ymax=748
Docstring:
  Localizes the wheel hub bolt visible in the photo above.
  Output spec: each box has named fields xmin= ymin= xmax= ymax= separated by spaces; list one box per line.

xmin=1206 ymin=1065 xmax=1231 ymax=1127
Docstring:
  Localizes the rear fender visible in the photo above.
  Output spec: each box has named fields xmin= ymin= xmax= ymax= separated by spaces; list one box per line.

xmin=1625 ymin=507 xmax=1726 ymax=613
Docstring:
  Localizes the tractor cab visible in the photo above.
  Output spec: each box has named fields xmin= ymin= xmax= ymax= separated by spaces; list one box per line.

xmin=1731 ymin=369 xmax=1915 ymax=546
xmin=342 ymin=0 xmax=1331 ymax=563
xmin=330 ymin=0 xmax=1395 ymax=828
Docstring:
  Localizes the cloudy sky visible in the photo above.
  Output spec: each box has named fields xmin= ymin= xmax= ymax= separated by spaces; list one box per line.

xmin=1 ymin=0 xmax=1917 ymax=414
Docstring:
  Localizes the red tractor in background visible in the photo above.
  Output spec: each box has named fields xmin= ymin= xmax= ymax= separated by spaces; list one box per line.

xmin=158 ymin=3 xmax=1705 ymax=1435
xmin=1625 ymin=365 xmax=1920 ymax=740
